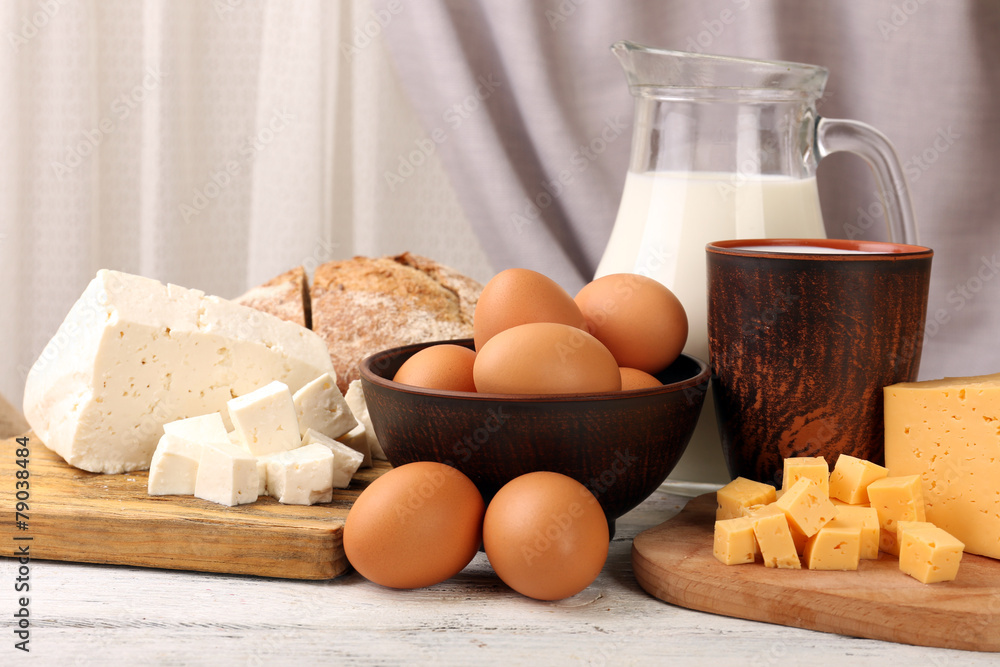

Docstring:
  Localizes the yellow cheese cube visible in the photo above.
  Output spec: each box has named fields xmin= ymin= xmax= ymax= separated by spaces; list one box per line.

xmin=743 ymin=504 xmax=806 ymax=554
xmin=713 ymin=517 xmax=757 ymax=565
xmin=833 ymin=505 xmax=880 ymax=559
xmin=782 ymin=456 xmax=830 ymax=497
xmin=867 ymin=475 xmax=926 ymax=533
xmin=803 ymin=517 xmax=862 ymax=570
xmin=898 ymin=522 xmax=965 ymax=584
xmin=716 ymin=477 xmax=777 ymax=520
xmin=775 ymin=478 xmax=838 ymax=537
xmin=885 ymin=374 xmax=1000 ymax=560
xmin=750 ymin=507 xmax=801 ymax=569
xmin=829 ymin=454 xmax=888 ymax=504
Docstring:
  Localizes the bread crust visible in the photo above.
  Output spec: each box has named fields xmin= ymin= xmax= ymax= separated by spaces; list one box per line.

xmin=310 ymin=253 xmax=480 ymax=392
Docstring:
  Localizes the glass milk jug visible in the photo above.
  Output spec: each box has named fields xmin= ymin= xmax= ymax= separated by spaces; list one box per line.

xmin=596 ymin=41 xmax=917 ymax=484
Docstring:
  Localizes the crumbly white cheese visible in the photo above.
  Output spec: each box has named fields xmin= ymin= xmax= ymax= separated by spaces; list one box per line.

xmin=302 ymin=428 xmax=365 ymax=488
xmin=227 ymin=381 xmax=301 ymax=457
xmin=265 ymin=443 xmax=334 ymax=505
xmin=292 ymin=373 xmax=357 ymax=440
xmin=23 ymin=270 xmax=334 ymax=473
xmin=147 ymin=434 xmax=203 ymax=496
xmin=194 ymin=441 xmax=259 ymax=506
xmin=345 ymin=379 xmax=385 ymax=461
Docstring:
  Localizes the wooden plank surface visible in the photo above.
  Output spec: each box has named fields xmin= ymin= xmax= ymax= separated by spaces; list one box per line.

xmin=0 ymin=434 xmax=389 ymax=580
xmin=632 ymin=493 xmax=1000 ymax=652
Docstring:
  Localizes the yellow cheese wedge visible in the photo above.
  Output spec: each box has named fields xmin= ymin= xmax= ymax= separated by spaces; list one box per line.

xmin=897 ymin=521 xmax=965 ymax=584
xmin=775 ymin=478 xmax=838 ymax=538
xmin=713 ymin=517 xmax=757 ymax=565
xmin=782 ymin=456 xmax=830 ymax=497
xmin=866 ymin=475 xmax=925 ymax=533
xmin=716 ymin=477 xmax=777 ymax=521
xmin=885 ymin=374 xmax=1000 ymax=560
xmin=829 ymin=454 xmax=887 ymax=505
xmin=803 ymin=517 xmax=862 ymax=571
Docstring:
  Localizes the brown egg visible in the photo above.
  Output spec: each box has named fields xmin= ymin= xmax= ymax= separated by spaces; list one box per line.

xmin=393 ymin=344 xmax=477 ymax=392
xmin=473 ymin=268 xmax=587 ymax=351
xmin=619 ymin=367 xmax=662 ymax=391
xmin=343 ymin=462 xmax=485 ymax=589
xmin=473 ymin=322 xmax=621 ymax=395
xmin=483 ymin=471 xmax=609 ymax=601
xmin=575 ymin=273 xmax=688 ymax=375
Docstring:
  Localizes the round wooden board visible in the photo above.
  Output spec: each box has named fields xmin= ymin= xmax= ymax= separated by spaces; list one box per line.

xmin=632 ymin=493 xmax=1000 ymax=652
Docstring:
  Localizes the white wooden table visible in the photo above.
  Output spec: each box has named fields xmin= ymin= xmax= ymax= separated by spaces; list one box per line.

xmin=2 ymin=484 xmax=995 ymax=666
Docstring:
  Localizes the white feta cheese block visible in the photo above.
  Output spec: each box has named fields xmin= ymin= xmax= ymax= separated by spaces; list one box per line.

xmin=345 ymin=379 xmax=385 ymax=461
xmin=22 ymin=269 xmax=334 ymax=473
xmin=194 ymin=441 xmax=259 ymax=506
xmin=162 ymin=413 xmax=229 ymax=446
xmin=228 ymin=380 xmax=301 ymax=456
xmin=265 ymin=443 xmax=335 ymax=505
xmin=147 ymin=433 xmax=203 ymax=496
xmin=302 ymin=428 xmax=365 ymax=488
xmin=337 ymin=423 xmax=372 ymax=468
xmin=292 ymin=373 xmax=357 ymax=440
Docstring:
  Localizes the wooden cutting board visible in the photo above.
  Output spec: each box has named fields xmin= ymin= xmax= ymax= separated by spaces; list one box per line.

xmin=632 ymin=493 xmax=1000 ymax=652
xmin=0 ymin=434 xmax=389 ymax=580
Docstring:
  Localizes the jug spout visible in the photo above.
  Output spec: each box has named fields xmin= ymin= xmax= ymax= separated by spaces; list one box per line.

xmin=611 ymin=40 xmax=828 ymax=101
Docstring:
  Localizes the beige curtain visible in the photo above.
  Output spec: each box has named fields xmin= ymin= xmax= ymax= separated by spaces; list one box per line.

xmin=0 ymin=0 xmax=492 ymax=408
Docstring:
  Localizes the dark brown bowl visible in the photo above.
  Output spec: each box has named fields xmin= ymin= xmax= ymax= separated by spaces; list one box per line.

xmin=359 ymin=339 xmax=710 ymax=530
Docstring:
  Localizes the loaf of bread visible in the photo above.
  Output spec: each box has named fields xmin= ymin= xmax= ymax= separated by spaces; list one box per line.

xmin=233 ymin=266 xmax=310 ymax=329
xmin=311 ymin=253 xmax=480 ymax=392
xmin=237 ymin=253 xmax=482 ymax=393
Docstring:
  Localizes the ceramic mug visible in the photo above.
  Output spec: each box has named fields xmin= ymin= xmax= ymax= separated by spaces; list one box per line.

xmin=707 ymin=239 xmax=933 ymax=486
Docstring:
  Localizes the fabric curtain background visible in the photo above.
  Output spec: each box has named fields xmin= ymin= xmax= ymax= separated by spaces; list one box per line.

xmin=0 ymin=0 xmax=491 ymax=408
xmin=4 ymin=0 xmax=999 ymax=481
xmin=378 ymin=0 xmax=1000 ymax=384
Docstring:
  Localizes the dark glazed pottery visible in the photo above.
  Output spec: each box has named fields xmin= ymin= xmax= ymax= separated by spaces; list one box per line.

xmin=360 ymin=339 xmax=709 ymax=527
xmin=707 ymin=239 xmax=933 ymax=487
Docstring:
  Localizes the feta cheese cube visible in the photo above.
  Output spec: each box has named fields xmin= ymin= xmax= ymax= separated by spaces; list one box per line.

xmin=302 ymin=428 xmax=365 ymax=488
xmin=293 ymin=373 xmax=357 ymax=440
xmin=228 ymin=381 xmax=301 ymax=456
xmin=337 ymin=423 xmax=371 ymax=468
xmin=147 ymin=434 xmax=203 ymax=496
xmin=194 ymin=441 xmax=259 ymax=506
xmin=265 ymin=444 xmax=335 ymax=505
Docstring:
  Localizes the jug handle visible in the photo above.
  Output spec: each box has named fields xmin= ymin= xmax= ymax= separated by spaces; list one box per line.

xmin=815 ymin=117 xmax=919 ymax=245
